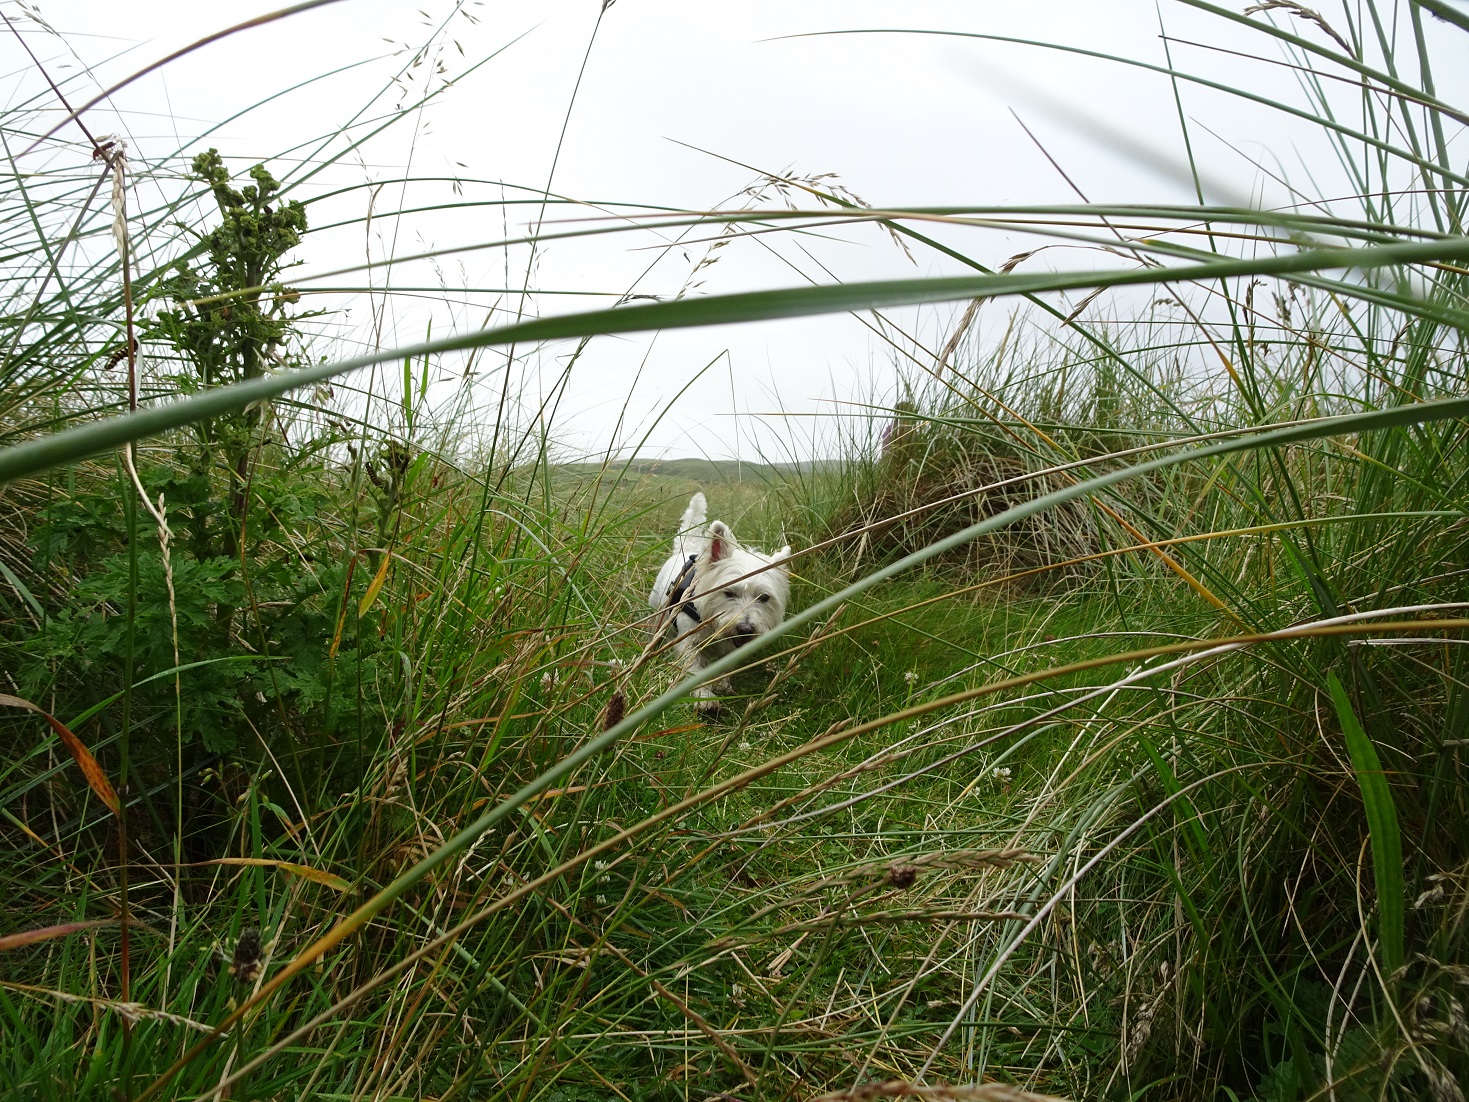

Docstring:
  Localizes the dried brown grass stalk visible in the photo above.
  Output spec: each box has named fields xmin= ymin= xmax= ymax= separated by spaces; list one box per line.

xmin=865 ymin=848 xmax=1042 ymax=877
xmin=808 ymin=1081 xmax=1068 ymax=1102
xmin=769 ymin=909 xmax=1028 ymax=935
xmin=1 ymin=980 xmax=214 ymax=1034
xmin=709 ymin=849 xmax=1042 ymax=947
xmin=649 ymin=978 xmax=760 ymax=1088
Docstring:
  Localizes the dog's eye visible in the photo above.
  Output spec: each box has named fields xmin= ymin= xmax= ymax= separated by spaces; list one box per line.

xmin=724 ymin=590 xmax=739 ymax=600
xmin=758 ymin=594 xmax=770 ymax=603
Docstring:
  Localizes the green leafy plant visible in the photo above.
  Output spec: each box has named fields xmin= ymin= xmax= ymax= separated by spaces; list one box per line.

xmin=143 ymin=149 xmax=313 ymax=562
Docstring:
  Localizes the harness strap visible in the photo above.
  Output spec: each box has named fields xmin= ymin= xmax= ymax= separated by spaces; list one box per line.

xmin=664 ymin=554 xmax=701 ymax=626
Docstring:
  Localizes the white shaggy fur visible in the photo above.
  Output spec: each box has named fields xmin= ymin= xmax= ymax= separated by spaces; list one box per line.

xmin=649 ymin=492 xmax=791 ymax=709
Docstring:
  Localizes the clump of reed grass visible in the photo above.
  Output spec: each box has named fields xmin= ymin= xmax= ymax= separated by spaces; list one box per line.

xmin=824 ymin=370 xmax=1101 ymax=583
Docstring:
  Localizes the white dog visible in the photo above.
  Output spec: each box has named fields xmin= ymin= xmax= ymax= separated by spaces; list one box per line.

xmin=649 ymin=492 xmax=791 ymax=709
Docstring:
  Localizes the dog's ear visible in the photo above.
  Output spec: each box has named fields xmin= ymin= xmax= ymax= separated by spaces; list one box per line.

xmin=708 ymin=520 xmax=735 ymax=563
xmin=774 ymin=545 xmax=792 ymax=572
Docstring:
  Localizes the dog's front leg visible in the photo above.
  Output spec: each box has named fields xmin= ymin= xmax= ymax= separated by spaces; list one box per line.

xmin=677 ymin=642 xmax=728 ymax=713
xmin=690 ymin=661 xmax=727 ymax=714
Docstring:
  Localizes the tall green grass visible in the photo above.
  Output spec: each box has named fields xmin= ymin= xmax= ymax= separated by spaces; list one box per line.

xmin=2 ymin=3 xmax=1468 ymax=1101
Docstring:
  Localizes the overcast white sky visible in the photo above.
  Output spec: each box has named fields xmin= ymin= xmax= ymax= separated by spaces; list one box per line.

xmin=7 ymin=1 xmax=1463 ymax=461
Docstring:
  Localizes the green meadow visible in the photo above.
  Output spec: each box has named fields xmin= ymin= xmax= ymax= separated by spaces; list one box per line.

xmin=2 ymin=4 xmax=1469 ymax=1100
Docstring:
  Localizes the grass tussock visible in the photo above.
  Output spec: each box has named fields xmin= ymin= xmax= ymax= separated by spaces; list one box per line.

xmin=2 ymin=3 xmax=1469 ymax=1102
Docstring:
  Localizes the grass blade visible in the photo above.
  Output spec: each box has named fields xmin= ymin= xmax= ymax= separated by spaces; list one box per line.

xmin=2 ymin=234 xmax=1469 ymax=486
xmin=199 ymin=858 xmax=351 ymax=893
xmin=1328 ymin=671 xmax=1404 ymax=978
xmin=0 ymin=920 xmax=113 ymax=952
xmin=26 ymin=0 xmax=352 ymax=153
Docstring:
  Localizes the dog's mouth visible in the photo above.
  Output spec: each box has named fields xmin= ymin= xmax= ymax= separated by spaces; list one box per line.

xmin=727 ymin=630 xmax=757 ymax=648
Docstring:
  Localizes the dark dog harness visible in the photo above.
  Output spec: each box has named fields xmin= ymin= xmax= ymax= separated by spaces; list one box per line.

xmin=664 ymin=554 xmax=701 ymax=626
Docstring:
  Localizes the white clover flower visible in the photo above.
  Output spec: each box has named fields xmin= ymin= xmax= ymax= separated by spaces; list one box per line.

xmin=903 ymin=670 xmax=917 ymax=684
xmin=991 ymin=766 xmax=1012 ymax=783
xmin=739 ymin=741 xmax=751 ymax=751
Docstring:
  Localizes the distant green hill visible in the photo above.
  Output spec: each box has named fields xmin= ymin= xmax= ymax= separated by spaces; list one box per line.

xmin=551 ymin=457 xmax=836 ymax=484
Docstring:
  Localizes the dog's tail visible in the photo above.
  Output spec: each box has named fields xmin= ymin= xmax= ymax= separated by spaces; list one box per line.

xmin=675 ymin=492 xmax=707 ymax=553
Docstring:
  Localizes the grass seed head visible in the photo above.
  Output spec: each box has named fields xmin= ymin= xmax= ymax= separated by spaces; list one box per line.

xmin=603 ymin=689 xmax=625 ymax=730
xmin=229 ymin=927 xmax=264 ymax=985
xmin=886 ymin=863 xmax=918 ymax=889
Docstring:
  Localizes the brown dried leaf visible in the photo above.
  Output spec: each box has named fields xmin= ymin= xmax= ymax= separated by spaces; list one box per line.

xmin=0 ymin=693 xmax=119 ymax=815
